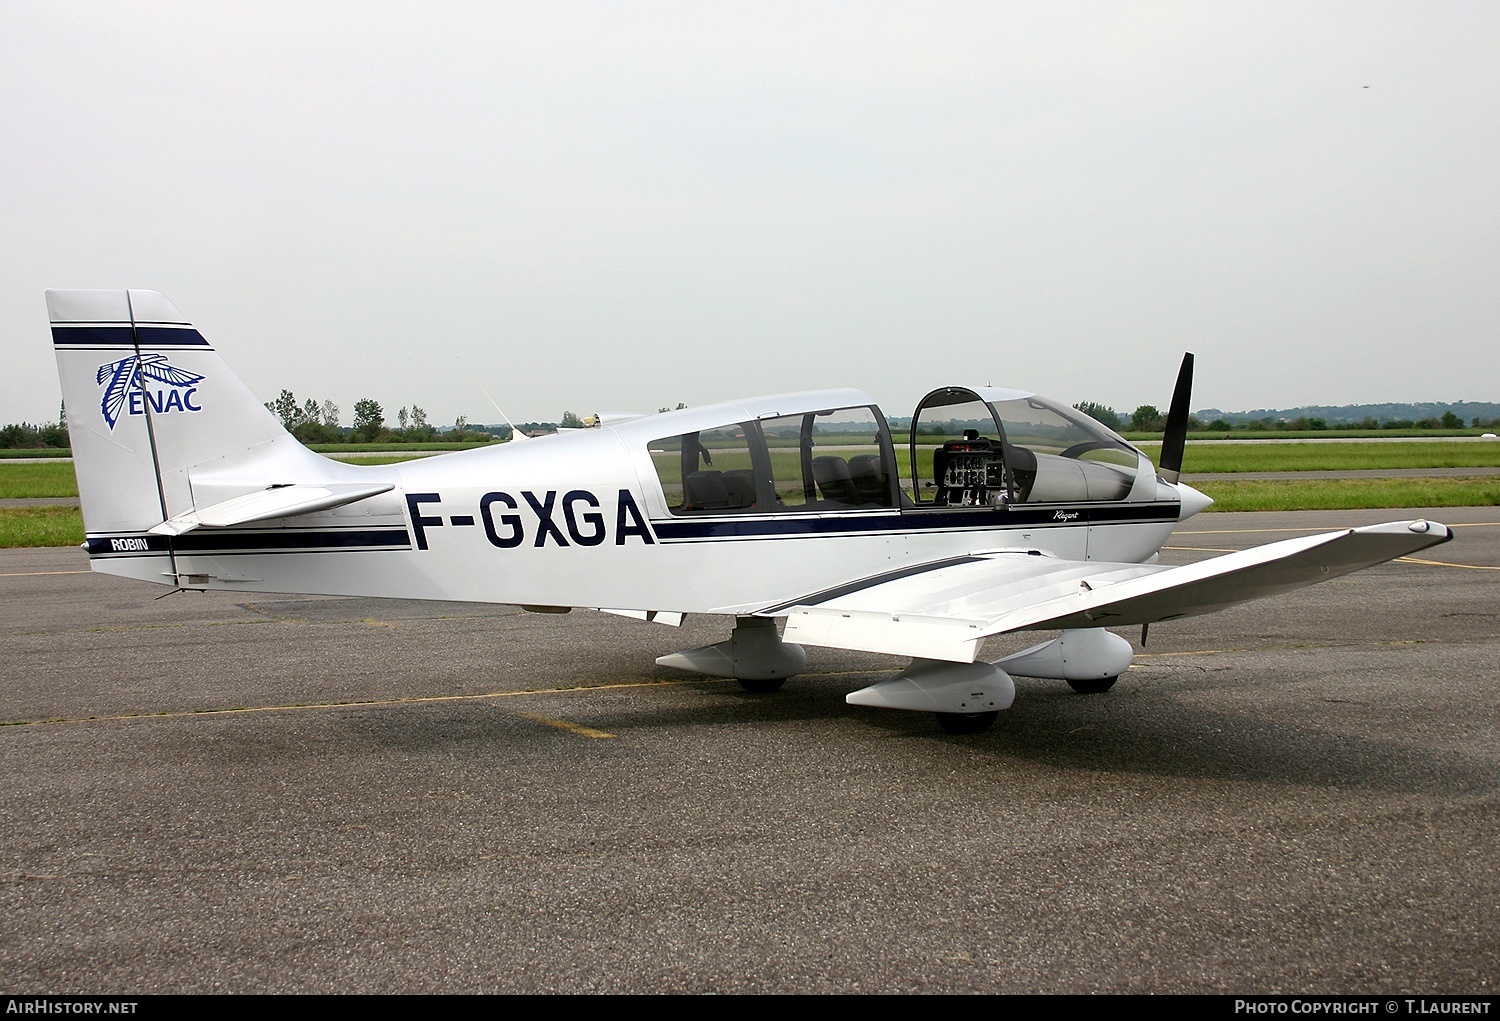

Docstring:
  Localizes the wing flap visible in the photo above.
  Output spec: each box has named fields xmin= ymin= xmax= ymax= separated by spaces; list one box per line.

xmin=149 ymin=483 xmax=395 ymax=535
xmin=785 ymin=608 xmax=991 ymax=662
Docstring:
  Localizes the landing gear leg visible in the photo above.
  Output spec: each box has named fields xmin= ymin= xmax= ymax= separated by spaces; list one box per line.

xmin=656 ymin=616 xmax=806 ymax=690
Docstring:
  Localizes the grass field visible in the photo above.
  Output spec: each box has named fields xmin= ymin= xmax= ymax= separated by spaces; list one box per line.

xmin=890 ymin=440 xmax=1500 ymax=481
xmin=9 ymin=441 xmax=1499 ymax=500
xmin=0 ymin=454 xmax=434 ymax=497
xmin=0 ymin=448 xmax=72 ymax=459
xmin=0 ymin=506 xmax=84 ymax=548
xmin=1137 ymin=441 xmax=1500 ymax=473
xmin=5 ymin=476 xmax=1492 ymax=547
xmin=4 ymin=440 xmax=1496 ymax=547
xmin=327 ymin=455 xmax=423 ymax=466
xmin=1194 ymin=477 xmax=1500 ymax=512
xmin=309 ymin=442 xmax=493 ymax=453
xmin=1117 ymin=428 xmax=1486 ymax=442
xmin=0 ymin=463 xmax=81 ymax=498
xmin=9 ymin=426 xmax=1497 ymax=459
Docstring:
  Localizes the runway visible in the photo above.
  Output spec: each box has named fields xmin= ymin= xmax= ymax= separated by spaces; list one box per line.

xmin=0 ymin=508 xmax=1496 ymax=993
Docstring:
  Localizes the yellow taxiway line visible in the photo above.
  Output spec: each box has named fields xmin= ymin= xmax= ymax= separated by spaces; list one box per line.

xmin=515 ymin=711 xmax=616 ymax=739
xmin=0 ymin=570 xmax=91 ymax=577
xmin=1397 ymin=556 xmax=1500 ymax=571
xmin=1 ymin=677 xmax=702 ymax=729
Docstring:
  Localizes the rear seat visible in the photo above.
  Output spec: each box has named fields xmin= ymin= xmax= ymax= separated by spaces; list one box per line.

xmin=812 ymin=456 xmax=861 ymax=506
xmin=683 ymin=470 xmax=730 ymax=510
xmin=847 ymin=454 xmax=889 ymax=505
xmin=683 ymin=469 xmax=755 ymax=511
xmin=722 ymin=469 xmax=756 ymax=508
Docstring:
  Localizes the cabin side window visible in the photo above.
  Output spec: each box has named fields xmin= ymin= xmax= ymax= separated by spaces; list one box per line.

xmin=648 ymin=405 xmax=896 ymax=516
xmin=758 ymin=407 xmax=895 ymax=510
xmin=649 ymin=423 xmax=763 ymax=515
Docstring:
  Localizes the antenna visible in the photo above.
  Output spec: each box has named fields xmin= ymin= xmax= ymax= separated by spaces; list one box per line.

xmin=480 ymin=384 xmax=528 ymax=443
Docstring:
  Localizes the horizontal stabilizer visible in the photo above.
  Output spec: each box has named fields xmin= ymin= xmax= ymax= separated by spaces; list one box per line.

xmin=149 ymin=483 xmax=394 ymax=536
xmin=782 ymin=520 xmax=1451 ymax=663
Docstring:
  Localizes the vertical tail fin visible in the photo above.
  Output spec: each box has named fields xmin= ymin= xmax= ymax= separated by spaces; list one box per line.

xmin=49 ymin=289 xmax=300 ymax=536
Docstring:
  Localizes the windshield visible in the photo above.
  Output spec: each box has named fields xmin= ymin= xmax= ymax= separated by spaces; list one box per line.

xmin=909 ymin=387 xmax=1142 ymax=506
xmin=989 ymin=395 xmax=1140 ymax=502
xmin=987 ymin=396 xmax=1136 ymax=466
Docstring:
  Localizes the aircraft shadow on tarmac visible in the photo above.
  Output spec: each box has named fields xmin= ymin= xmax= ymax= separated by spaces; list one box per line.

xmin=112 ymin=590 xmax=1487 ymax=800
xmin=305 ymin=655 xmax=1497 ymax=800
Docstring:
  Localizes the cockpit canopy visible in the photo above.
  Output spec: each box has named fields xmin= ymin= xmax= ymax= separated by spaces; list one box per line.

xmin=911 ymin=387 xmax=1142 ymax=506
xmin=639 ymin=385 xmax=1147 ymax=516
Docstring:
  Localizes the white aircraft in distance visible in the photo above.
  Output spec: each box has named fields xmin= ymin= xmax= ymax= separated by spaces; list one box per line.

xmin=48 ymin=289 xmax=1453 ymax=733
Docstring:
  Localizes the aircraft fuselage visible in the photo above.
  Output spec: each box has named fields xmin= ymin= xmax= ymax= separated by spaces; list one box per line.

xmin=82 ymin=387 xmax=1187 ymax=617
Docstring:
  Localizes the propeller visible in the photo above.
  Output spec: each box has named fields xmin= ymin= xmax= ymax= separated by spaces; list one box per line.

xmin=1158 ymin=353 xmax=1194 ymax=484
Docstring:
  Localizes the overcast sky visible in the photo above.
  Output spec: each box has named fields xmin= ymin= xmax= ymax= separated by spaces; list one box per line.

xmin=3 ymin=1 xmax=1496 ymax=428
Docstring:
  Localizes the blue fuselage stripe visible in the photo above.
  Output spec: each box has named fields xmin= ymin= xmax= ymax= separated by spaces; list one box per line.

xmin=649 ymin=502 xmax=1177 ymax=541
xmin=86 ymin=529 xmax=412 ymax=556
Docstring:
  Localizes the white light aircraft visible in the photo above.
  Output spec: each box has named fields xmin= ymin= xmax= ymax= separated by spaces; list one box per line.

xmin=48 ymin=289 xmax=1453 ymax=733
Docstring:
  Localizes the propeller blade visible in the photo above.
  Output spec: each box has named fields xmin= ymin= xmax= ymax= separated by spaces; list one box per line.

xmin=1159 ymin=352 xmax=1194 ymax=484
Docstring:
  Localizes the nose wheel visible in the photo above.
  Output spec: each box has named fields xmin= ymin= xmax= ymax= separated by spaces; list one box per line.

xmin=935 ymin=710 xmax=1000 ymax=734
xmin=1067 ymin=676 xmax=1118 ymax=694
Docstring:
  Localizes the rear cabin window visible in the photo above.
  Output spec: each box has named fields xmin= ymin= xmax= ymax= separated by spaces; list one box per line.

xmin=650 ymin=406 xmax=896 ymax=515
xmin=650 ymin=424 xmax=762 ymax=514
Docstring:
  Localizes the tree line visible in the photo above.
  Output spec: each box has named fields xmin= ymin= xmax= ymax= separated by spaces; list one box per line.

xmin=260 ymin=390 xmax=597 ymax=443
xmin=1071 ymin=402 xmax=1494 ymax=433
xmin=0 ymin=402 xmax=70 ymax=449
xmin=4 ymin=394 xmax=1494 ymax=451
xmin=261 ymin=390 xmax=501 ymax=444
xmin=0 ymin=420 xmax=70 ymax=449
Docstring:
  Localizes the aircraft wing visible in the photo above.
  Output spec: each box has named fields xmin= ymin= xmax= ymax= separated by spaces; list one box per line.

xmin=779 ymin=520 xmax=1452 ymax=664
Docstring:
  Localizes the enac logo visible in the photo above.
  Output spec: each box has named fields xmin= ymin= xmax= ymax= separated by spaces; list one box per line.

xmin=96 ymin=354 xmax=205 ymax=430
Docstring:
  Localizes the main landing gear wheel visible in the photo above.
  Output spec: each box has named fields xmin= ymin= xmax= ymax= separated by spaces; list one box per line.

xmin=1067 ymin=676 xmax=1118 ymax=694
xmin=935 ymin=710 xmax=1000 ymax=734
xmin=738 ymin=677 xmax=787 ymax=693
